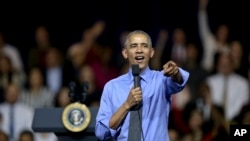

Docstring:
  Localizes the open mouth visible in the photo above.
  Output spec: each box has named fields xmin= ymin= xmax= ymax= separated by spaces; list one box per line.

xmin=135 ymin=56 xmax=145 ymax=63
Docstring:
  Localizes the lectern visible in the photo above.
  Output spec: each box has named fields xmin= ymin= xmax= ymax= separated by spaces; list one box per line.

xmin=32 ymin=107 xmax=98 ymax=141
xmin=32 ymin=81 xmax=99 ymax=141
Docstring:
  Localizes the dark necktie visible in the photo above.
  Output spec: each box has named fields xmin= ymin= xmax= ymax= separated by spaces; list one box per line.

xmin=222 ymin=76 xmax=228 ymax=115
xmin=128 ymin=77 xmax=142 ymax=141
xmin=9 ymin=105 xmax=14 ymax=140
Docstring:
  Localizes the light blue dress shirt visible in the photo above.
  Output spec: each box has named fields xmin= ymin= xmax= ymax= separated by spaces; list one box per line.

xmin=95 ymin=66 xmax=189 ymax=141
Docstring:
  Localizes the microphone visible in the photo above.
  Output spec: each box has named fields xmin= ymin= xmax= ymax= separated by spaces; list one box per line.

xmin=68 ymin=81 xmax=76 ymax=102
xmin=81 ymin=81 xmax=89 ymax=103
xmin=131 ymin=64 xmax=142 ymax=110
xmin=132 ymin=64 xmax=140 ymax=88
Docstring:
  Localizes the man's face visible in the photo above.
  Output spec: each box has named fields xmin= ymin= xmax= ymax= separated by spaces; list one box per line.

xmin=122 ymin=33 xmax=154 ymax=70
xmin=216 ymin=24 xmax=228 ymax=42
xmin=217 ymin=55 xmax=233 ymax=75
xmin=5 ymin=84 xmax=19 ymax=105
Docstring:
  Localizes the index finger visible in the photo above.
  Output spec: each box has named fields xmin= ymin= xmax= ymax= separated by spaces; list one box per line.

xmin=164 ymin=65 xmax=174 ymax=74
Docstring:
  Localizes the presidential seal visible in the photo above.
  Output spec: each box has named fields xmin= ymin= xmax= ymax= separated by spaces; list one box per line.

xmin=62 ymin=102 xmax=91 ymax=132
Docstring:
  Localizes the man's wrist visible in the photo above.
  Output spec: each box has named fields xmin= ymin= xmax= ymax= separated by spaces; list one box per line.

xmin=171 ymin=69 xmax=182 ymax=84
xmin=123 ymin=102 xmax=131 ymax=111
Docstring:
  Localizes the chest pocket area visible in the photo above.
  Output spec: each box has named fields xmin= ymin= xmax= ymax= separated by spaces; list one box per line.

xmin=141 ymin=81 xmax=167 ymax=118
xmin=141 ymin=83 xmax=154 ymax=117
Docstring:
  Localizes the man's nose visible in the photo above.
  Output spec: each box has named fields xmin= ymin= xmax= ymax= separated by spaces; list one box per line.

xmin=136 ymin=46 xmax=143 ymax=53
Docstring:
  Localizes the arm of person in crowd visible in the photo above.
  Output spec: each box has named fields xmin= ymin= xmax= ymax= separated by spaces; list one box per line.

xmin=6 ymin=45 xmax=24 ymax=72
xmin=198 ymin=0 xmax=214 ymax=43
xmin=198 ymin=0 xmax=217 ymax=71
xmin=163 ymin=61 xmax=189 ymax=94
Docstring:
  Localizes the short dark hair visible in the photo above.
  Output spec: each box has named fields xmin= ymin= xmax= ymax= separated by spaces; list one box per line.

xmin=0 ymin=129 xmax=8 ymax=141
xmin=123 ymin=30 xmax=152 ymax=48
xmin=19 ymin=130 xmax=34 ymax=141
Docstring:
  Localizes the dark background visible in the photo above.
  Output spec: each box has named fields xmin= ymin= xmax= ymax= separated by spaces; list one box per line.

xmin=0 ymin=0 xmax=249 ymax=64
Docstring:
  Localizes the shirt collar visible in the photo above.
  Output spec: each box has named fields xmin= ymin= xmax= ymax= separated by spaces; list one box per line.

xmin=127 ymin=66 xmax=151 ymax=83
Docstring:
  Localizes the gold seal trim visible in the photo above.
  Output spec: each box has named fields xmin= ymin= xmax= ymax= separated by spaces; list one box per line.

xmin=62 ymin=102 xmax=91 ymax=132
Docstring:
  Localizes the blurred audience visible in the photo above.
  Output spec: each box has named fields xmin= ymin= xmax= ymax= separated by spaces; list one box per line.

xmin=28 ymin=26 xmax=55 ymax=71
xmin=78 ymin=64 xmax=102 ymax=107
xmin=161 ymin=28 xmax=187 ymax=68
xmin=20 ymin=67 xmax=54 ymax=109
xmin=206 ymin=53 xmax=249 ymax=121
xmin=66 ymin=20 xmax=106 ymax=81
xmin=0 ymin=55 xmax=26 ymax=103
xmin=44 ymin=47 xmax=67 ymax=95
xmin=0 ymin=83 xmax=33 ymax=141
xmin=183 ymin=43 xmax=209 ymax=99
xmin=88 ymin=45 xmax=120 ymax=92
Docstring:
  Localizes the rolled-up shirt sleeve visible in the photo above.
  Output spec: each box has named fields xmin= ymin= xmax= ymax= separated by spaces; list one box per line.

xmin=164 ymin=67 xmax=190 ymax=95
xmin=95 ymin=82 xmax=121 ymax=140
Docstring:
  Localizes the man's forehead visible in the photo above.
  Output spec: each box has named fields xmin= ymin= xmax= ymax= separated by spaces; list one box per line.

xmin=128 ymin=34 xmax=148 ymax=43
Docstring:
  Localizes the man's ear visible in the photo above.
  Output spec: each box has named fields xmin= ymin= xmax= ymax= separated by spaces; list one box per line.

xmin=150 ymin=48 xmax=155 ymax=58
xmin=122 ymin=48 xmax=128 ymax=59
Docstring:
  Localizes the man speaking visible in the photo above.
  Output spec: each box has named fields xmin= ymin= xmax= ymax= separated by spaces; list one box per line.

xmin=95 ymin=30 xmax=189 ymax=141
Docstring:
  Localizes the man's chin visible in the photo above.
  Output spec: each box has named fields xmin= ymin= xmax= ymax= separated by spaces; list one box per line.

xmin=138 ymin=64 xmax=147 ymax=70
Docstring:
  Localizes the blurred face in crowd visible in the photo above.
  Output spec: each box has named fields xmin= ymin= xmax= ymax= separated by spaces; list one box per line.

xmin=186 ymin=43 xmax=198 ymax=61
xmin=0 ymin=131 xmax=8 ymax=141
xmin=100 ymin=46 xmax=113 ymax=65
xmin=173 ymin=28 xmax=186 ymax=45
xmin=79 ymin=65 xmax=95 ymax=93
xmin=181 ymin=133 xmax=194 ymax=141
xmin=216 ymin=24 xmax=229 ymax=43
xmin=122 ymin=31 xmax=154 ymax=70
xmin=69 ymin=46 xmax=84 ymax=68
xmin=79 ymin=65 xmax=95 ymax=84
xmin=45 ymin=48 xmax=61 ymax=68
xmin=199 ymin=83 xmax=212 ymax=104
xmin=19 ymin=135 xmax=33 ymax=141
xmin=242 ymin=111 xmax=250 ymax=125
xmin=19 ymin=131 xmax=34 ymax=141
xmin=217 ymin=54 xmax=233 ymax=76
xmin=5 ymin=84 xmax=20 ymax=105
xmin=168 ymin=129 xmax=179 ymax=141
xmin=0 ymin=55 xmax=11 ymax=73
xmin=188 ymin=110 xmax=203 ymax=131
xmin=58 ymin=87 xmax=71 ymax=107
xmin=35 ymin=26 xmax=49 ymax=47
xmin=229 ymin=40 xmax=243 ymax=61
xmin=29 ymin=68 xmax=43 ymax=88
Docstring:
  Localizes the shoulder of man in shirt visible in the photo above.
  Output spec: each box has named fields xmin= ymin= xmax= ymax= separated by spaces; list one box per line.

xmin=104 ymin=73 xmax=128 ymax=85
xmin=0 ymin=102 xmax=34 ymax=113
